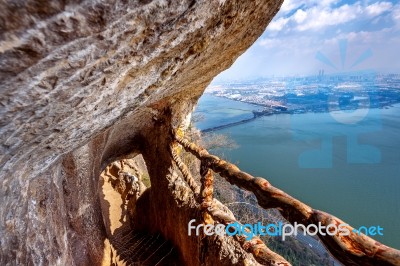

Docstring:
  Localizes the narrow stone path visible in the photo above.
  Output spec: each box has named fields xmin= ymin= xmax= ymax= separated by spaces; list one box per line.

xmin=100 ymin=158 xmax=181 ymax=265
xmin=110 ymin=225 xmax=180 ymax=266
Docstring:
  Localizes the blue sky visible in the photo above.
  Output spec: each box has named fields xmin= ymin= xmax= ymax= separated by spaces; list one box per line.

xmin=214 ymin=0 xmax=400 ymax=81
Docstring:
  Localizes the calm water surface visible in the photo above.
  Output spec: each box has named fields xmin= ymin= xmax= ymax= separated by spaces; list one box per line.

xmin=195 ymin=94 xmax=400 ymax=248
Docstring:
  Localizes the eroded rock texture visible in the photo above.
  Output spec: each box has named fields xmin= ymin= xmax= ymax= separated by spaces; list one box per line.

xmin=0 ymin=0 xmax=283 ymax=265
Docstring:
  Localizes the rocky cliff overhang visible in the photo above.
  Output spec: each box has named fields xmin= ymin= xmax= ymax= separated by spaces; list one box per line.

xmin=0 ymin=0 xmax=283 ymax=265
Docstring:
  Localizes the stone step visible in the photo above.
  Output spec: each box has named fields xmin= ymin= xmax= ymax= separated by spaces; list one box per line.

xmin=110 ymin=228 xmax=180 ymax=266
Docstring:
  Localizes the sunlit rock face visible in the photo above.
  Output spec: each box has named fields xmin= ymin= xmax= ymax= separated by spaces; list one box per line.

xmin=0 ymin=0 xmax=282 ymax=264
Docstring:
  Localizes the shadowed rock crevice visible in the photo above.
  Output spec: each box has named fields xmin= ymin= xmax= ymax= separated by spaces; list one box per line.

xmin=98 ymin=155 xmax=182 ymax=265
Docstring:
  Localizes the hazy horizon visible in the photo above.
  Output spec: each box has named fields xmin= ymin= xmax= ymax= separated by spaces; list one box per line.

xmin=213 ymin=0 xmax=400 ymax=82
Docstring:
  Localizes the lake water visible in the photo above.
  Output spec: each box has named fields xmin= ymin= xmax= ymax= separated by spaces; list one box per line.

xmin=195 ymin=94 xmax=400 ymax=249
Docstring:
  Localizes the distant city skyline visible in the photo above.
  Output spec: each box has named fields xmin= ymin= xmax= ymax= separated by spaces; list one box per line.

xmin=213 ymin=0 xmax=400 ymax=82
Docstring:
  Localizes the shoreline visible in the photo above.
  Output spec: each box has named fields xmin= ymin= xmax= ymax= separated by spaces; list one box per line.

xmin=201 ymin=116 xmax=256 ymax=133
xmin=200 ymin=95 xmax=400 ymax=133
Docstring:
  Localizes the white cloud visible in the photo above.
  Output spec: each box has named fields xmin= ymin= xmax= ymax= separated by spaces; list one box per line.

xmin=258 ymin=38 xmax=283 ymax=49
xmin=280 ymin=0 xmax=303 ymax=13
xmin=267 ymin=2 xmax=367 ymax=33
xmin=365 ymin=2 xmax=393 ymax=16
xmin=392 ymin=4 xmax=400 ymax=27
xmin=259 ymin=35 xmax=316 ymax=56
xmin=318 ymin=0 xmax=340 ymax=7
xmin=279 ymin=0 xmax=338 ymax=13
xmin=268 ymin=17 xmax=290 ymax=31
xmin=295 ymin=4 xmax=363 ymax=31
xmin=269 ymin=1 xmax=397 ymax=33
xmin=293 ymin=9 xmax=307 ymax=23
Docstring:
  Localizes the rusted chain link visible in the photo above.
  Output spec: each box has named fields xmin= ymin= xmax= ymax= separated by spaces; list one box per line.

xmin=174 ymin=133 xmax=400 ymax=266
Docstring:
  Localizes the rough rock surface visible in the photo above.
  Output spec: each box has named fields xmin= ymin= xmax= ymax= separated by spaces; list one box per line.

xmin=0 ymin=0 xmax=283 ymax=265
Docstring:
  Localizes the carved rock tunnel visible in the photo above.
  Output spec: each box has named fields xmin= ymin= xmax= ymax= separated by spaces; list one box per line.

xmin=98 ymin=155 xmax=181 ymax=265
xmin=61 ymin=104 xmax=207 ymax=265
xmin=71 ymin=102 xmax=263 ymax=265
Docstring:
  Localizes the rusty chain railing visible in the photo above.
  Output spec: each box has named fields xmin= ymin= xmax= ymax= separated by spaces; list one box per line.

xmin=170 ymin=132 xmax=400 ymax=266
